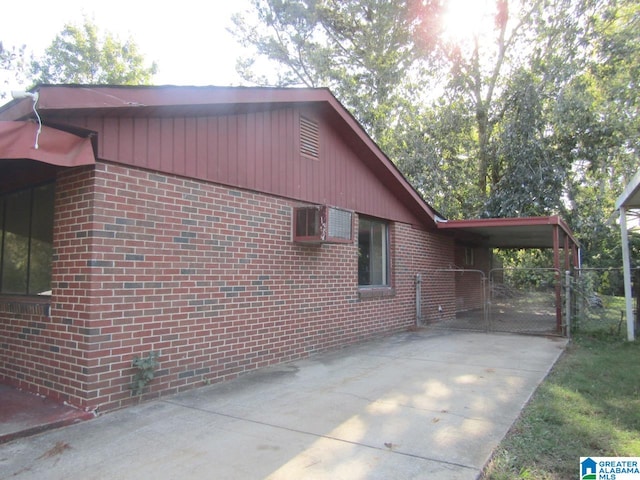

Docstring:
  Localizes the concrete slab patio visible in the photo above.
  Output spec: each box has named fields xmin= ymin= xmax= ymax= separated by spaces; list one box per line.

xmin=0 ymin=329 xmax=567 ymax=479
xmin=0 ymin=384 xmax=93 ymax=444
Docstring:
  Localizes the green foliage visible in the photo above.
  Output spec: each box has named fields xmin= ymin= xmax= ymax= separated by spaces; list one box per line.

xmin=31 ymin=18 xmax=157 ymax=85
xmin=0 ymin=42 xmax=28 ymax=99
xmin=483 ymin=69 xmax=570 ymax=217
xmin=483 ymin=335 xmax=640 ymax=479
xmin=387 ymin=98 xmax=482 ymax=218
xmin=495 ymin=249 xmax=558 ymax=290
xmin=231 ymin=0 xmax=442 ymax=140
xmin=131 ymin=351 xmax=159 ymax=396
xmin=234 ymin=0 xmax=640 ymax=271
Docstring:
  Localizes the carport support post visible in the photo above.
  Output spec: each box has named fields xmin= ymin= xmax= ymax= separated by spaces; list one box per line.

xmin=565 ymin=271 xmax=571 ymax=339
xmin=619 ymin=206 xmax=635 ymax=341
xmin=553 ymin=225 xmax=562 ymax=333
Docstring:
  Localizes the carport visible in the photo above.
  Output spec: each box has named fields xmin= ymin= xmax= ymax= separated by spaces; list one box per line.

xmin=614 ymin=169 xmax=640 ymax=341
xmin=436 ymin=215 xmax=580 ymax=334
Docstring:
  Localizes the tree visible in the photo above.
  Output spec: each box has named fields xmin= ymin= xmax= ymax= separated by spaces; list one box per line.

xmin=31 ymin=18 xmax=157 ymax=85
xmin=438 ymin=0 xmax=527 ymax=201
xmin=437 ymin=0 xmax=605 ymax=217
xmin=231 ymin=0 xmax=590 ymax=217
xmin=0 ymin=42 xmax=28 ymax=99
xmin=387 ymin=95 xmax=481 ymax=219
xmin=231 ymin=0 xmax=443 ymax=140
xmin=556 ymin=0 xmax=640 ymax=268
xmin=234 ymin=0 xmax=640 ymax=270
xmin=483 ymin=69 xmax=570 ymax=217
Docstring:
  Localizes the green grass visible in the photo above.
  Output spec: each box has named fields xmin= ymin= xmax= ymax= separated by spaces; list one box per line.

xmin=482 ymin=333 xmax=640 ymax=479
xmin=574 ymin=295 xmax=628 ymax=337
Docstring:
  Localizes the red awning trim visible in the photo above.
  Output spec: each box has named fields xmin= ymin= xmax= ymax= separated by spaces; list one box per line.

xmin=436 ymin=215 xmax=580 ymax=249
xmin=0 ymin=121 xmax=95 ymax=167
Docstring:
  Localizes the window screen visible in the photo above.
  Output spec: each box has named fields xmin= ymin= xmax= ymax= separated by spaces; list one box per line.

xmin=0 ymin=183 xmax=55 ymax=295
xmin=358 ymin=217 xmax=389 ymax=286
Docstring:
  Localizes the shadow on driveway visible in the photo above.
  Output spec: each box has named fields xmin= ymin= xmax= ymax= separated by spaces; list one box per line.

xmin=0 ymin=329 xmax=567 ymax=479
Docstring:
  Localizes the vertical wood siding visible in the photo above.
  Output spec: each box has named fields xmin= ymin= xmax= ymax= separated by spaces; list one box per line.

xmin=65 ymin=106 xmax=421 ymax=225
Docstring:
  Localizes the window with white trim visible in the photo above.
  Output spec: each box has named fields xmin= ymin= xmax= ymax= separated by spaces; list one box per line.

xmin=358 ymin=217 xmax=389 ymax=287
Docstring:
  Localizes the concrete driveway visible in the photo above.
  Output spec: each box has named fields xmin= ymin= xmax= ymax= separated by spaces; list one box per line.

xmin=0 ymin=329 xmax=566 ymax=479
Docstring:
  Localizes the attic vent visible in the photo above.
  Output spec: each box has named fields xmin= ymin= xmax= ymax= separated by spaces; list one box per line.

xmin=294 ymin=205 xmax=352 ymax=244
xmin=300 ymin=116 xmax=319 ymax=158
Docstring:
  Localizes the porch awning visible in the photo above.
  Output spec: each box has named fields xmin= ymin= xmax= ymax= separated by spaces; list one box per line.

xmin=0 ymin=121 xmax=95 ymax=167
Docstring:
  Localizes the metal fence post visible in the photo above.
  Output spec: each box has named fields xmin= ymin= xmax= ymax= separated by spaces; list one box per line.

xmin=415 ymin=274 xmax=422 ymax=326
xmin=565 ymin=270 xmax=571 ymax=338
xmin=482 ymin=275 xmax=488 ymax=333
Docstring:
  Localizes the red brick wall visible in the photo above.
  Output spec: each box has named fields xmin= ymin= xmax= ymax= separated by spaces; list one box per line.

xmin=1 ymin=162 xmax=455 ymax=412
xmin=453 ymin=245 xmax=491 ymax=312
xmin=419 ymin=244 xmax=492 ymax=322
xmin=417 ymin=233 xmax=457 ymax=323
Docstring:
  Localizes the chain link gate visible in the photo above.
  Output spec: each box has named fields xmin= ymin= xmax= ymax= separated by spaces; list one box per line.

xmin=416 ymin=267 xmax=568 ymax=336
xmin=488 ymin=268 xmax=564 ymax=335
xmin=416 ymin=269 xmax=488 ymax=331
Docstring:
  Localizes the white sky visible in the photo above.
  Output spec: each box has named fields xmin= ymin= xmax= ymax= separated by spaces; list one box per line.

xmin=1 ymin=0 xmax=254 ymax=95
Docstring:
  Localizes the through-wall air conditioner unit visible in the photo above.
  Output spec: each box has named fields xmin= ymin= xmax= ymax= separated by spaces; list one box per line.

xmin=293 ymin=205 xmax=353 ymax=244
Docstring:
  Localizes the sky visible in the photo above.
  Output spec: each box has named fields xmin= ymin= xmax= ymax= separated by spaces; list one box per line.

xmin=1 ymin=0 xmax=254 ymax=95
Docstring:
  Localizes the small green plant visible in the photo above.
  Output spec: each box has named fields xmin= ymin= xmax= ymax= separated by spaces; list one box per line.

xmin=131 ymin=351 xmax=159 ymax=396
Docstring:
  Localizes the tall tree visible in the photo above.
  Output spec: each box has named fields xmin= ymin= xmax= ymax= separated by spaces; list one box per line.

xmin=559 ymin=0 xmax=640 ymax=267
xmin=387 ymin=95 xmax=481 ymax=219
xmin=31 ymin=19 xmax=157 ymax=85
xmin=231 ymin=0 xmax=443 ymax=140
xmin=0 ymin=42 xmax=28 ymax=100
xmin=233 ymin=0 xmax=640 ymax=271
xmin=436 ymin=0 xmax=603 ymax=217
xmin=483 ymin=69 xmax=569 ymax=217
xmin=232 ymin=0 xmax=590 ymax=218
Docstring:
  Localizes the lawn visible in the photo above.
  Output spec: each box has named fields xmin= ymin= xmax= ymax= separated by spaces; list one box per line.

xmin=482 ymin=332 xmax=640 ymax=479
xmin=574 ymin=294 xmax=629 ymax=336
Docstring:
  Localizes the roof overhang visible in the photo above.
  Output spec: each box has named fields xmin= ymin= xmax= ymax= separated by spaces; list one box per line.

xmin=616 ymin=169 xmax=640 ymax=210
xmin=436 ymin=215 xmax=578 ymax=249
xmin=0 ymin=121 xmax=95 ymax=167
xmin=0 ymin=85 xmax=439 ymax=228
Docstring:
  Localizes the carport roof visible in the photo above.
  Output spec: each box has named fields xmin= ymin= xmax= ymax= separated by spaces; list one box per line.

xmin=436 ymin=215 xmax=578 ymax=249
xmin=616 ymin=169 xmax=640 ymax=210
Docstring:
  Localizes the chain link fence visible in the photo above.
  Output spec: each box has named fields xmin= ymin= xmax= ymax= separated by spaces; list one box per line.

xmin=417 ymin=265 xmax=638 ymax=339
xmin=417 ymin=267 xmax=565 ymax=336
xmin=571 ymin=267 xmax=639 ymax=337
xmin=488 ymin=268 xmax=563 ymax=335
xmin=417 ymin=269 xmax=487 ymax=331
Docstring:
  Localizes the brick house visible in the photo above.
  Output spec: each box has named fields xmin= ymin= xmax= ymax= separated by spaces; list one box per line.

xmin=0 ymin=86 xmax=573 ymax=413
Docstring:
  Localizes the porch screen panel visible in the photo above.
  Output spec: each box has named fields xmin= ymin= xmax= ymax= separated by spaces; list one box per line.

xmin=0 ymin=183 xmax=54 ymax=295
xmin=28 ymin=183 xmax=54 ymax=294
xmin=1 ymin=189 xmax=31 ymax=294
